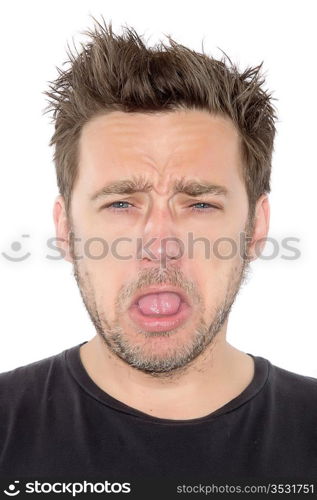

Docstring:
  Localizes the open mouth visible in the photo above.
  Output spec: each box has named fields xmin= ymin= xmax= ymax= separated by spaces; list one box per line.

xmin=128 ymin=289 xmax=192 ymax=333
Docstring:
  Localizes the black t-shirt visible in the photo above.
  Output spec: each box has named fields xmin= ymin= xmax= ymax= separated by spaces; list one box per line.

xmin=1 ymin=341 xmax=317 ymax=480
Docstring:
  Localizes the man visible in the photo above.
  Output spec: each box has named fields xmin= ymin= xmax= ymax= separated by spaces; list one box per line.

xmin=1 ymin=18 xmax=316 ymax=484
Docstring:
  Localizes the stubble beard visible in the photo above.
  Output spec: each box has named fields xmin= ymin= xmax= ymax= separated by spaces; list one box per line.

xmin=70 ymin=214 xmax=253 ymax=379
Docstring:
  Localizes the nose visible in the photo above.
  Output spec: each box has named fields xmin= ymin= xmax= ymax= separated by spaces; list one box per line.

xmin=138 ymin=207 xmax=184 ymax=267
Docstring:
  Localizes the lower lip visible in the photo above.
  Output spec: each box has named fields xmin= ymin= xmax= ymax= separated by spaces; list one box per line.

xmin=128 ymin=301 xmax=192 ymax=333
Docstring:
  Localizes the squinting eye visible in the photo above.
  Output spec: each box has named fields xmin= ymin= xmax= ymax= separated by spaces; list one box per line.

xmin=103 ymin=201 xmax=133 ymax=212
xmin=189 ymin=202 xmax=219 ymax=212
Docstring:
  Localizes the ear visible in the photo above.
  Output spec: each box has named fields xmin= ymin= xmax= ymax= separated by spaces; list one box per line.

xmin=53 ymin=195 xmax=73 ymax=263
xmin=247 ymin=194 xmax=270 ymax=262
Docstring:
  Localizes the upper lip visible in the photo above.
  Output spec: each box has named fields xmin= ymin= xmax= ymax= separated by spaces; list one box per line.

xmin=129 ymin=286 xmax=191 ymax=308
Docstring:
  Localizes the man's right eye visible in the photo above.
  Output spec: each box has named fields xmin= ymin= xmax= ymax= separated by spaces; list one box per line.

xmin=102 ymin=201 xmax=133 ymax=212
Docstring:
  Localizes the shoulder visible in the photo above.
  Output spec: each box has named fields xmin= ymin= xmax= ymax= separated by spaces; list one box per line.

xmin=267 ymin=359 xmax=317 ymax=409
xmin=0 ymin=347 xmax=71 ymax=413
xmin=269 ymin=360 xmax=317 ymax=389
xmin=0 ymin=349 xmax=64 ymax=384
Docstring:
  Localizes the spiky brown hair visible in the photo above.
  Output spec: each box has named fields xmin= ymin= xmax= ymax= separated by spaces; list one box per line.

xmin=44 ymin=16 xmax=277 ymax=222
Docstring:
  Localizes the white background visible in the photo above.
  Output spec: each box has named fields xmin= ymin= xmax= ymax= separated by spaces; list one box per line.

xmin=0 ymin=0 xmax=316 ymax=376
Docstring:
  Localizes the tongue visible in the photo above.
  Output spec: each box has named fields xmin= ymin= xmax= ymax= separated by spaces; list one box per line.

xmin=137 ymin=292 xmax=182 ymax=316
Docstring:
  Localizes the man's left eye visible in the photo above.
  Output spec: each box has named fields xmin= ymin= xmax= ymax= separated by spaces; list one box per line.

xmin=189 ymin=202 xmax=219 ymax=212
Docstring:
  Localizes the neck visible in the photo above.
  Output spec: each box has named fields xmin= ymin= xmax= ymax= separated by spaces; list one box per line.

xmin=79 ymin=327 xmax=254 ymax=420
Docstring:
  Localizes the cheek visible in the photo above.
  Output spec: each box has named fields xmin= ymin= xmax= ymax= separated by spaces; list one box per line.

xmin=188 ymin=229 xmax=244 ymax=268
xmin=190 ymin=240 xmax=243 ymax=301
xmin=72 ymin=226 xmax=136 ymax=267
xmin=212 ymin=237 xmax=243 ymax=262
xmin=82 ymin=260 xmax=126 ymax=323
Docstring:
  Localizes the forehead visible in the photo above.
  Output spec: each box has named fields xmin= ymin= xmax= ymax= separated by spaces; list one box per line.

xmin=77 ymin=109 xmax=243 ymax=193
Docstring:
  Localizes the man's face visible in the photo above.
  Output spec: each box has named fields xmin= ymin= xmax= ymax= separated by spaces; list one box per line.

xmin=58 ymin=109 xmax=262 ymax=377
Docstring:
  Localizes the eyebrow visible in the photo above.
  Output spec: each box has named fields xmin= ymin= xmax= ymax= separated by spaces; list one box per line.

xmin=90 ymin=175 xmax=229 ymax=202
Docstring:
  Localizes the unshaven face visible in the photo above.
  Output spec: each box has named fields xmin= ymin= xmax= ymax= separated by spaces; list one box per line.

xmin=61 ymin=109 xmax=259 ymax=377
